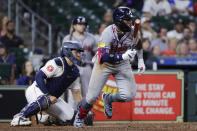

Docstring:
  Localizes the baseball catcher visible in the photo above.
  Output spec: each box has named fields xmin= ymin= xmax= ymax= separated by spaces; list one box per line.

xmin=11 ymin=41 xmax=84 ymax=126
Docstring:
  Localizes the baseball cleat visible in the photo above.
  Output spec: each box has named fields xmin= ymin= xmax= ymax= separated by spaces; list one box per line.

xmin=73 ymin=110 xmax=84 ymax=128
xmin=37 ymin=114 xmax=50 ymax=124
xmin=11 ymin=113 xmax=31 ymax=126
xmin=102 ymin=93 xmax=113 ymax=119
xmin=84 ymin=111 xmax=94 ymax=126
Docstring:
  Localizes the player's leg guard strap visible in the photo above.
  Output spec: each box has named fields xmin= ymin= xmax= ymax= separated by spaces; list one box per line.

xmin=20 ymin=95 xmax=51 ymax=118
xmin=36 ymin=95 xmax=51 ymax=110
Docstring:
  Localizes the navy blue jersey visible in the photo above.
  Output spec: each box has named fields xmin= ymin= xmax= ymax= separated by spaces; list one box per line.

xmin=36 ymin=57 xmax=79 ymax=98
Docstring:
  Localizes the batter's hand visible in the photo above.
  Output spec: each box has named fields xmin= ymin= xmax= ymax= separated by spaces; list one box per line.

xmin=122 ymin=49 xmax=137 ymax=61
xmin=138 ymin=59 xmax=145 ymax=74
xmin=48 ymin=95 xmax=57 ymax=104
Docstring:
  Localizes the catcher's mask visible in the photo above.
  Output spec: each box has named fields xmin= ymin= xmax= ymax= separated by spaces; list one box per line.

xmin=61 ymin=41 xmax=84 ymax=65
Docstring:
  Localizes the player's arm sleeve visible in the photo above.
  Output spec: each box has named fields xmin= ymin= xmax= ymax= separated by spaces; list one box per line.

xmin=40 ymin=60 xmax=58 ymax=78
xmin=97 ymin=27 xmax=117 ymax=64
xmin=36 ymin=60 xmax=59 ymax=94
xmin=35 ymin=70 xmax=48 ymax=94
xmin=97 ymin=44 xmax=124 ymax=64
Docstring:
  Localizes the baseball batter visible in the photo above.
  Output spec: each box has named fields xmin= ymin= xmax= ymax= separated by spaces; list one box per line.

xmin=10 ymin=41 xmax=83 ymax=126
xmin=73 ymin=7 xmax=146 ymax=128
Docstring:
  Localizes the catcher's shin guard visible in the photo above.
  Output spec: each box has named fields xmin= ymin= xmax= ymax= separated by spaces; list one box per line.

xmin=20 ymin=95 xmax=51 ymax=118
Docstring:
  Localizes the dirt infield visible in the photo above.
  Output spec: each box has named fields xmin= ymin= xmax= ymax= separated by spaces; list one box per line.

xmin=1 ymin=122 xmax=197 ymax=131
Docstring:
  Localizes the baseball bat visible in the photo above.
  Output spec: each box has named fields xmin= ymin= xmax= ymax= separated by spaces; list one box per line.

xmin=132 ymin=19 xmax=140 ymax=48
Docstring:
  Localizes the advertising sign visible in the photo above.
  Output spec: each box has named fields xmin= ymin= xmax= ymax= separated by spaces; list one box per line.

xmin=93 ymin=71 xmax=184 ymax=122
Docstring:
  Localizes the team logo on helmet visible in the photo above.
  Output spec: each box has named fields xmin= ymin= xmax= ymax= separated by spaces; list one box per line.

xmin=77 ymin=16 xmax=86 ymax=23
xmin=73 ymin=16 xmax=87 ymax=25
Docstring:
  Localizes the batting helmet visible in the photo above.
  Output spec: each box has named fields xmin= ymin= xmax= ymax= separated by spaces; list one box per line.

xmin=61 ymin=41 xmax=84 ymax=65
xmin=113 ymin=6 xmax=134 ymax=32
xmin=72 ymin=16 xmax=87 ymax=26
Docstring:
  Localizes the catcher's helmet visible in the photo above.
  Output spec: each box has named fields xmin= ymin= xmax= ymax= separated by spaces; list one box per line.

xmin=72 ymin=16 xmax=87 ymax=26
xmin=113 ymin=6 xmax=134 ymax=32
xmin=61 ymin=41 xmax=83 ymax=65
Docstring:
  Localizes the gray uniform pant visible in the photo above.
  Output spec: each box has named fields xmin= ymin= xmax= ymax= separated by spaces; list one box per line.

xmin=86 ymin=57 xmax=136 ymax=104
xmin=79 ymin=65 xmax=92 ymax=97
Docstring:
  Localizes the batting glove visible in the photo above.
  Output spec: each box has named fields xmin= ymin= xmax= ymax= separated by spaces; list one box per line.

xmin=138 ymin=58 xmax=145 ymax=74
xmin=122 ymin=49 xmax=137 ymax=61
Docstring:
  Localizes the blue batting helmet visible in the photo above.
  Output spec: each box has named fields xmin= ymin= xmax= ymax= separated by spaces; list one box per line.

xmin=61 ymin=41 xmax=83 ymax=65
xmin=113 ymin=7 xmax=134 ymax=32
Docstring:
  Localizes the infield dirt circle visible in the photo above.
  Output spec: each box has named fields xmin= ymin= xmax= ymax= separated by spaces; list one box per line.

xmin=1 ymin=122 xmax=197 ymax=131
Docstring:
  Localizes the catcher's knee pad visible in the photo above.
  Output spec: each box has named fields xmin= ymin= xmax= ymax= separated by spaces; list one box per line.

xmin=21 ymin=95 xmax=51 ymax=117
xmin=36 ymin=95 xmax=51 ymax=110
